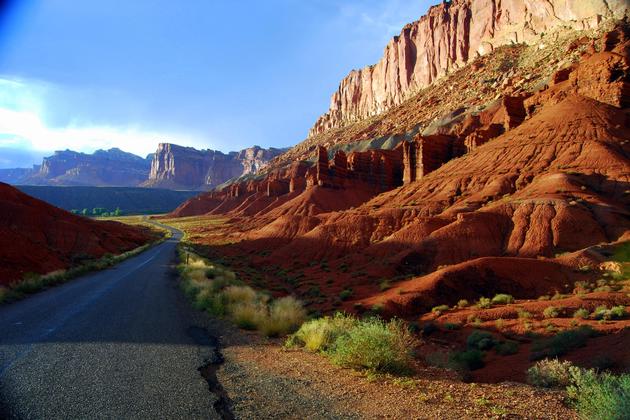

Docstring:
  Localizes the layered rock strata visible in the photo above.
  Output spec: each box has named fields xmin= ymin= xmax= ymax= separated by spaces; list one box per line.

xmin=309 ymin=0 xmax=628 ymax=137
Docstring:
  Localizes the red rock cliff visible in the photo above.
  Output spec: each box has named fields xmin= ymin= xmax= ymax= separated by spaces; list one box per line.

xmin=308 ymin=0 xmax=628 ymax=137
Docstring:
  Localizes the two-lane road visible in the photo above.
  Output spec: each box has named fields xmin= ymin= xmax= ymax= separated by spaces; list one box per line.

xmin=0 ymin=224 xmax=221 ymax=419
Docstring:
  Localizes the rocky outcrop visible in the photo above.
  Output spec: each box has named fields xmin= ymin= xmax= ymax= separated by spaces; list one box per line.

xmin=23 ymin=148 xmax=151 ymax=187
xmin=309 ymin=0 xmax=628 ymax=137
xmin=143 ymin=144 xmax=286 ymax=190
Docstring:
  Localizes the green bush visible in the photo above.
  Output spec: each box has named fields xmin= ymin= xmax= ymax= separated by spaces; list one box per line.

xmin=610 ymin=305 xmax=627 ymax=319
xmin=467 ymin=330 xmax=496 ymax=351
xmin=448 ymin=349 xmax=484 ymax=371
xmin=476 ymin=297 xmax=492 ymax=309
xmin=286 ymin=313 xmax=356 ymax=352
xmin=495 ymin=340 xmax=519 ymax=356
xmin=573 ymin=308 xmax=590 ymax=319
xmin=593 ymin=305 xmax=627 ymax=320
xmin=339 ymin=289 xmax=353 ymax=301
xmin=431 ymin=304 xmax=449 ymax=314
xmin=531 ymin=326 xmax=595 ymax=360
xmin=329 ymin=318 xmax=417 ymax=374
xmin=543 ymin=306 xmax=560 ymax=318
xmin=259 ymin=296 xmax=307 ymax=337
xmin=527 ymin=359 xmax=574 ymax=388
xmin=379 ymin=280 xmax=391 ymax=291
xmin=567 ymin=368 xmax=630 ymax=420
xmin=491 ymin=294 xmax=514 ymax=304
xmin=456 ymin=299 xmax=469 ymax=308
xmin=230 ymin=302 xmax=266 ymax=330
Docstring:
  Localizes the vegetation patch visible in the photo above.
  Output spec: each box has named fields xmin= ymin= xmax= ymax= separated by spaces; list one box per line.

xmin=178 ymin=246 xmax=306 ymax=337
xmin=287 ymin=315 xmax=417 ymax=374
xmin=527 ymin=359 xmax=574 ymax=388
xmin=530 ymin=326 xmax=596 ymax=360
xmin=1 ymin=235 xmax=164 ymax=304
xmin=491 ymin=294 xmax=514 ymax=304
xmin=567 ymin=368 xmax=630 ymax=419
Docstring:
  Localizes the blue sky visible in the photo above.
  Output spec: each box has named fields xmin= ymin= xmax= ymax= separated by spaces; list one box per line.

xmin=0 ymin=0 xmax=433 ymax=168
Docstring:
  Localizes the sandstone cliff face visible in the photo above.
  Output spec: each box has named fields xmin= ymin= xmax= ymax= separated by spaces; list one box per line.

xmin=24 ymin=148 xmax=151 ymax=187
xmin=144 ymin=143 xmax=286 ymax=190
xmin=309 ymin=0 xmax=628 ymax=137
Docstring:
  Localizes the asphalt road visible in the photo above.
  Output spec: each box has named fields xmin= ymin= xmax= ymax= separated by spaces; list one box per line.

xmin=0 ymin=224 xmax=222 ymax=419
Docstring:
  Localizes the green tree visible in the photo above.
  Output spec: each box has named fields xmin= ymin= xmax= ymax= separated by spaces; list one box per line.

xmin=81 ymin=208 xmax=88 ymax=216
xmin=114 ymin=207 xmax=121 ymax=216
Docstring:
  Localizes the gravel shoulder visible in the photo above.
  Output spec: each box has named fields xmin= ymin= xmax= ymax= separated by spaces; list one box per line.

xmin=191 ymin=311 xmax=577 ymax=419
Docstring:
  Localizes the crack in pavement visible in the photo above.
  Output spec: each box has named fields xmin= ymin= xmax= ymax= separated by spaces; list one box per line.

xmin=187 ymin=326 xmax=235 ymax=420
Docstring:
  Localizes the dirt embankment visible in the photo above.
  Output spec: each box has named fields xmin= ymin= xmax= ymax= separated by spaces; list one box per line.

xmin=0 ymin=182 xmax=153 ymax=285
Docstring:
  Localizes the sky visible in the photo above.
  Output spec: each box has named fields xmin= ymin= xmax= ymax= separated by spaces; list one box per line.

xmin=0 ymin=0 xmax=433 ymax=168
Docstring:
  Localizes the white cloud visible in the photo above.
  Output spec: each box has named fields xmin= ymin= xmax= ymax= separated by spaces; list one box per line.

xmin=0 ymin=77 xmax=212 ymax=158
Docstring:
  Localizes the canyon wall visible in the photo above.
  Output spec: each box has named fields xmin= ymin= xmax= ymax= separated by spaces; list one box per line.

xmin=308 ymin=0 xmax=628 ymax=137
xmin=144 ymin=143 xmax=286 ymax=190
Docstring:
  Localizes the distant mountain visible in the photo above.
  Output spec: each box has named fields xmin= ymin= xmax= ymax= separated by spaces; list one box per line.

xmin=22 ymin=148 xmax=151 ymax=187
xmin=0 ymin=168 xmax=35 ymax=184
xmin=142 ymin=143 xmax=287 ymax=190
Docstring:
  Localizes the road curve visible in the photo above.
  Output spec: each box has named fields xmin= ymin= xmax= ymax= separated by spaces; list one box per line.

xmin=0 ymin=223 xmax=221 ymax=419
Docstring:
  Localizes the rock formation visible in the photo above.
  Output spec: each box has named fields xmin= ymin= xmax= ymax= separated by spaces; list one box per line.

xmin=22 ymin=148 xmax=151 ymax=187
xmin=143 ymin=143 xmax=286 ymax=190
xmin=309 ymin=0 xmax=628 ymax=137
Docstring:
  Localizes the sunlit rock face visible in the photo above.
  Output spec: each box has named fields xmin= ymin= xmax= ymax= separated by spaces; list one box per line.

xmin=308 ymin=0 xmax=628 ymax=137
xmin=144 ymin=143 xmax=286 ymax=190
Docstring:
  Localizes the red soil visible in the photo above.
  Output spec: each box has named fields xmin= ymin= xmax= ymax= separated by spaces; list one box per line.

xmin=0 ymin=183 xmax=153 ymax=285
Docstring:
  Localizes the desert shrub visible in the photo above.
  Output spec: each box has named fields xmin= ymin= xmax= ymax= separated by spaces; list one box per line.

xmin=573 ymin=308 xmax=590 ymax=319
xmin=517 ymin=309 xmax=532 ymax=319
xmin=495 ymin=318 xmax=505 ymax=330
xmin=431 ymin=304 xmax=449 ymax=314
xmin=567 ymin=369 xmax=630 ymax=420
xmin=491 ymin=294 xmax=514 ymax=304
xmin=543 ymin=306 xmax=560 ymax=318
xmin=495 ymin=340 xmax=519 ymax=356
xmin=527 ymin=359 xmax=574 ymax=388
xmin=448 ymin=350 xmax=485 ymax=372
xmin=476 ymin=297 xmax=492 ymax=309
xmin=230 ymin=301 xmax=267 ymax=330
xmin=222 ymin=285 xmax=259 ymax=306
xmin=531 ymin=326 xmax=596 ymax=360
xmin=339 ymin=289 xmax=353 ymax=301
xmin=456 ymin=299 xmax=469 ymax=308
xmin=443 ymin=322 xmax=461 ymax=331
xmin=286 ymin=312 xmax=356 ymax=352
xmin=259 ymin=296 xmax=307 ymax=337
xmin=379 ymin=280 xmax=391 ymax=291
xmin=467 ymin=330 xmax=496 ymax=351
xmin=610 ymin=305 xmax=627 ymax=319
xmin=329 ymin=318 xmax=417 ymax=374
xmin=593 ymin=305 xmax=627 ymax=320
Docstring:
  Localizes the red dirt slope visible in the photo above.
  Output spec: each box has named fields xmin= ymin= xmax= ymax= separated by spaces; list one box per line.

xmin=0 ymin=183 xmax=152 ymax=285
